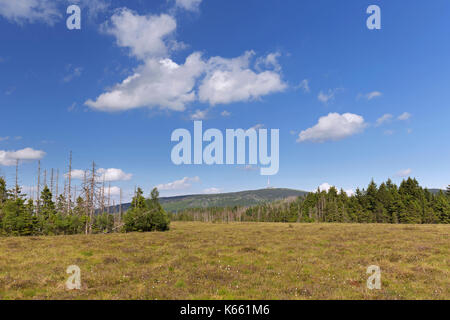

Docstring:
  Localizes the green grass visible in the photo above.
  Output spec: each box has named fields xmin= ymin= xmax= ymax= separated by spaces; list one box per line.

xmin=0 ymin=222 xmax=448 ymax=300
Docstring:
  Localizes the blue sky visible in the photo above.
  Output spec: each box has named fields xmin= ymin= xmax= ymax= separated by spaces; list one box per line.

xmin=0 ymin=0 xmax=449 ymax=201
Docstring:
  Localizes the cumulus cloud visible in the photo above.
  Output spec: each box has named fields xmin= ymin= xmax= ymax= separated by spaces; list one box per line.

xmin=198 ymin=51 xmax=286 ymax=106
xmin=297 ymin=113 xmax=367 ymax=143
xmin=156 ymin=176 xmax=200 ymax=191
xmin=0 ymin=0 xmax=61 ymax=25
xmin=0 ymin=0 xmax=108 ymax=25
xmin=318 ymin=183 xmax=354 ymax=196
xmin=97 ymin=168 xmax=132 ymax=182
xmin=318 ymin=182 xmax=332 ymax=192
xmin=85 ymin=53 xmax=205 ymax=112
xmin=376 ymin=113 xmax=393 ymax=126
xmin=398 ymin=112 xmax=412 ymax=121
xmin=103 ymin=9 xmax=178 ymax=60
xmin=395 ymin=168 xmax=412 ymax=177
xmin=68 ymin=168 xmax=132 ymax=182
xmin=203 ymin=187 xmax=221 ymax=194
xmin=67 ymin=169 xmax=86 ymax=180
xmin=86 ymin=10 xmax=286 ymax=112
xmin=175 ymin=0 xmax=202 ymax=12
xmin=105 ymin=185 xmax=121 ymax=196
xmin=0 ymin=147 xmax=46 ymax=166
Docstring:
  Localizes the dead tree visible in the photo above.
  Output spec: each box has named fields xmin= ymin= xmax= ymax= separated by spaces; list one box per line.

xmin=50 ymin=168 xmax=54 ymax=200
xmin=66 ymin=151 xmax=72 ymax=215
xmin=55 ymin=169 xmax=59 ymax=199
xmin=14 ymin=159 xmax=19 ymax=200
xmin=36 ymin=160 xmax=41 ymax=215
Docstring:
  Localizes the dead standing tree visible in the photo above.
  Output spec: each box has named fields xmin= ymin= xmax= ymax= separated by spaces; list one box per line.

xmin=36 ymin=160 xmax=41 ymax=216
xmin=66 ymin=151 xmax=72 ymax=215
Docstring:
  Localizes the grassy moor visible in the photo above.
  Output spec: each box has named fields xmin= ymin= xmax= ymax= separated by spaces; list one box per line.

xmin=0 ymin=222 xmax=448 ymax=300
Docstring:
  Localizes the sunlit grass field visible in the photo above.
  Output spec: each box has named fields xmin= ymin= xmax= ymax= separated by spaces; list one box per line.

xmin=0 ymin=222 xmax=448 ymax=300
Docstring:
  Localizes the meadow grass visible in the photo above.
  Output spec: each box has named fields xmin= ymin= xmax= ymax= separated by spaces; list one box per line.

xmin=0 ymin=222 xmax=448 ymax=300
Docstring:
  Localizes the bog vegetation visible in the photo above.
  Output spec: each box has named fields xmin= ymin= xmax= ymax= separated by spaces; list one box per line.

xmin=172 ymin=179 xmax=450 ymax=224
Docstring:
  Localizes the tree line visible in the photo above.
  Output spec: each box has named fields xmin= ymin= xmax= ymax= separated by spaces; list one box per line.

xmin=171 ymin=179 xmax=450 ymax=224
xmin=0 ymin=159 xmax=169 ymax=236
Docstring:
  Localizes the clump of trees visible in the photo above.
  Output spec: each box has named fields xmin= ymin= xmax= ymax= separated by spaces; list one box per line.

xmin=0 ymin=160 xmax=169 ymax=237
xmin=172 ymin=178 xmax=450 ymax=224
xmin=123 ymin=187 xmax=170 ymax=232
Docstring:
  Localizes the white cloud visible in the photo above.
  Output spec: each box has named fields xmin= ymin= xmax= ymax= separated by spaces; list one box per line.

xmin=396 ymin=168 xmax=412 ymax=177
xmin=318 ymin=183 xmax=354 ymax=196
xmin=376 ymin=113 xmax=393 ymax=126
xmin=198 ymin=51 xmax=286 ymax=106
xmin=105 ymin=185 xmax=121 ymax=196
xmin=97 ymin=168 xmax=132 ymax=182
xmin=87 ymin=10 xmax=286 ymax=112
xmin=103 ymin=9 xmax=178 ymax=60
xmin=398 ymin=112 xmax=412 ymax=121
xmin=358 ymin=91 xmax=382 ymax=100
xmin=297 ymin=113 xmax=366 ymax=143
xmin=156 ymin=176 xmax=200 ymax=191
xmin=0 ymin=147 xmax=46 ymax=166
xmin=297 ymin=79 xmax=310 ymax=93
xmin=87 ymin=53 xmax=284 ymax=112
xmin=345 ymin=189 xmax=355 ymax=196
xmin=318 ymin=88 xmax=341 ymax=104
xmin=384 ymin=129 xmax=394 ymax=136
xmin=256 ymin=52 xmax=281 ymax=72
xmin=175 ymin=0 xmax=202 ymax=12
xmin=318 ymin=182 xmax=332 ymax=192
xmin=220 ymin=110 xmax=231 ymax=117
xmin=366 ymin=91 xmax=382 ymax=100
xmin=0 ymin=136 xmax=9 ymax=142
xmin=85 ymin=53 xmax=205 ymax=112
xmin=68 ymin=168 xmax=132 ymax=182
xmin=67 ymin=169 xmax=86 ymax=180
xmin=0 ymin=0 xmax=61 ymax=25
xmin=190 ymin=109 xmax=208 ymax=120
xmin=203 ymin=187 xmax=221 ymax=194
xmin=0 ymin=0 xmax=108 ymax=25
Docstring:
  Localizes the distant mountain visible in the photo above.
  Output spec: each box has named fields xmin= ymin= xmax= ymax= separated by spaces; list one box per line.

xmin=109 ymin=188 xmax=308 ymax=213
xmin=428 ymin=189 xmax=446 ymax=195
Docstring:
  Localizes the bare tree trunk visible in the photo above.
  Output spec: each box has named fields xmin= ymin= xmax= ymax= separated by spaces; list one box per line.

xmin=89 ymin=161 xmax=96 ymax=234
xmin=36 ymin=160 xmax=41 ymax=216
xmin=50 ymin=168 xmax=54 ymax=200
xmin=55 ymin=169 xmax=59 ymax=199
xmin=14 ymin=159 xmax=19 ymax=200
xmin=119 ymin=187 xmax=123 ymax=221
xmin=67 ymin=151 xmax=72 ymax=215
xmin=107 ymin=182 xmax=111 ymax=214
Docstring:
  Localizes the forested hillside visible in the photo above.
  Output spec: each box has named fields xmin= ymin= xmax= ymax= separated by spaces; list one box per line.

xmin=108 ymin=188 xmax=308 ymax=213
xmin=172 ymin=179 xmax=450 ymax=224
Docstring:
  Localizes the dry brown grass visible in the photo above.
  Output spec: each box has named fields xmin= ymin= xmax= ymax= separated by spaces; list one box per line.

xmin=0 ymin=222 xmax=448 ymax=300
